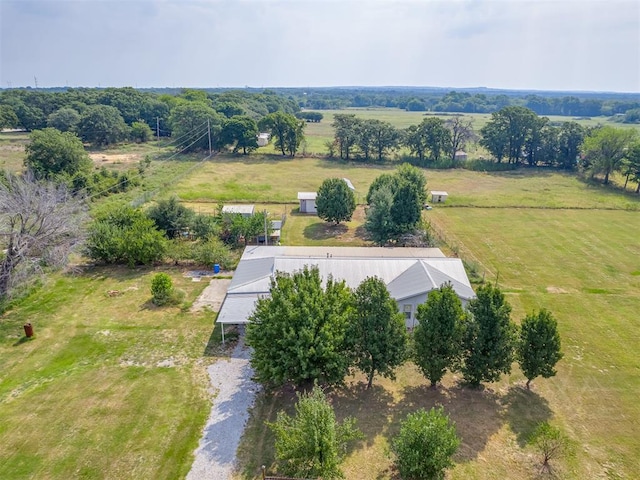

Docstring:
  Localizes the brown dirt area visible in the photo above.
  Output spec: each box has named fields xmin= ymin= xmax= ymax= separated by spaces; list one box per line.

xmin=89 ymin=152 xmax=142 ymax=165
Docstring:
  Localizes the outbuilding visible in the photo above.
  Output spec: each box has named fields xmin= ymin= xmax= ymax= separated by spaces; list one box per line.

xmin=222 ymin=205 xmax=255 ymax=217
xmin=430 ymin=191 xmax=448 ymax=203
xmin=297 ymin=192 xmax=317 ymax=214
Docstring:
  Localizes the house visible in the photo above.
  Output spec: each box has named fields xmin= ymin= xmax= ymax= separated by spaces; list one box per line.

xmin=216 ymin=246 xmax=475 ymax=340
xmin=222 ymin=205 xmax=255 ymax=217
xmin=297 ymin=192 xmax=317 ymax=214
xmin=257 ymin=132 xmax=270 ymax=147
xmin=454 ymin=150 xmax=468 ymax=162
xmin=430 ymin=191 xmax=448 ymax=203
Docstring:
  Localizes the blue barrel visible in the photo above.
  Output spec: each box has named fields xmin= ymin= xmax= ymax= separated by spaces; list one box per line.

xmin=213 ymin=264 xmax=220 ymax=274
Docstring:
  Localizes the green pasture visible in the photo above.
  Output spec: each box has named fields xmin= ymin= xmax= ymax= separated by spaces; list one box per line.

xmin=0 ymin=267 xmax=220 ymax=480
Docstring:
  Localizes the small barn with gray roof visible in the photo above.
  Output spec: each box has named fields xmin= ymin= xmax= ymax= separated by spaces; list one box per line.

xmin=216 ymin=246 xmax=475 ymax=338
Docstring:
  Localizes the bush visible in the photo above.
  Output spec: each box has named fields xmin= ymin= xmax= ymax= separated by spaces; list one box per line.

xmin=392 ymin=407 xmax=459 ymax=480
xmin=151 ymin=273 xmax=173 ymax=306
xmin=192 ymin=237 xmax=235 ymax=270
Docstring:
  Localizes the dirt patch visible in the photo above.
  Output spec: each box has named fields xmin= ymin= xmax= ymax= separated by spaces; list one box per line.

xmin=0 ymin=145 xmax=24 ymax=151
xmin=546 ymin=286 xmax=570 ymax=294
xmin=89 ymin=153 xmax=141 ymax=165
xmin=191 ymin=278 xmax=232 ymax=312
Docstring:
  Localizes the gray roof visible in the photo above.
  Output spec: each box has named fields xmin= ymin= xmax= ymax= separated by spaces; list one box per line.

xmin=297 ymin=192 xmax=317 ymax=200
xmin=217 ymin=246 xmax=474 ymax=324
xmin=222 ymin=205 xmax=255 ymax=215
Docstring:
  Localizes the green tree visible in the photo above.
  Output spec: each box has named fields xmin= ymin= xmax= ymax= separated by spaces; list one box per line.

xmin=528 ymin=422 xmax=571 ymax=474
xmin=390 ymin=182 xmax=421 ymax=234
xmin=269 ymin=385 xmax=361 ymax=480
xmin=396 ymin=163 xmax=428 ymax=205
xmin=316 ymin=178 xmax=356 ymax=224
xmin=219 ymin=115 xmax=258 ymax=154
xmin=348 ymin=277 xmax=408 ymax=388
xmin=246 ymin=266 xmax=353 ymax=387
xmin=445 ymin=116 xmax=475 ymax=162
xmin=24 ymin=128 xmax=92 ymax=180
xmin=332 ymin=114 xmax=361 ymax=160
xmin=78 ymin=104 xmax=129 ymax=147
xmin=151 ymin=272 xmax=174 ymax=306
xmin=582 ymin=126 xmax=637 ymax=184
xmin=85 ymin=204 xmax=167 ymax=267
xmin=168 ymin=102 xmax=224 ymax=152
xmin=480 ymin=106 xmax=539 ymax=163
xmin=621 ymin=142 xmax=640 ymax=193
xmin=364 ymin=186 xmax=395 ymax=245
xmin=460 ymin=284 xmax=517 ymax=387
xmin=517 ymin=309 xmax=563 ymax=389
xmin=258 ymin=111 xmax=304 ymax=156
xmin=46 ymin=107 xmax=81 ymax=132
xmin=0 ymin=105 xmax=19 ymax=129
xmin=403 ymin=118 xmax=451 ymax=164
xmin=130 ymin=120 xmax=153 ymax=143
xmin=414 ymin=284 xmax=465 ymax=387
xmin=392 ymin=407 xmax=460 ymax=480
xmin=557 ymin=121 xmax=585 ymax=169
xmin=146 ymin=196 xmax=195 ymax=239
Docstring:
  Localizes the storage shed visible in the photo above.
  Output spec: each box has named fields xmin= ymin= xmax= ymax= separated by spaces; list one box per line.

xmin=222 ymin=205 xmax=255 ymax=217
xmin=257 ymin=133 xmax=270 ymax=147
xmin=454 ymin=150 xmax=468 ymax=161
xmin=297 ymin=192 xmax=317 ymax=214
xmin=430 ymin=191 xmax=448 ymax=203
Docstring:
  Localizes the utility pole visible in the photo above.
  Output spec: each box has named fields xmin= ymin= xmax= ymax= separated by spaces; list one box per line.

xmin=264 ymin=210 xmax=268 ymax=246
xmin=34 ymin=76 xmax=38 ymax=89
xmin=156 ymin=117 xmax=160 ymax=142
xmin=207 ymin=119 xmax=212 ymax=156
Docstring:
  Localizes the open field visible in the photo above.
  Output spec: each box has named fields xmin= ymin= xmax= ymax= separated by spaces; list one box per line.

xmin=0 ymin=131 xmax=29 ymax=173
xmin=171 ymin=154 xmax=640 ymax=210
xmin=0 ymin=266 xmax=224 ymax=480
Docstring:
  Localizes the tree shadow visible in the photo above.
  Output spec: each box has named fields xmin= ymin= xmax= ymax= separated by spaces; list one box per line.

xmin=395 ymin=383 xmax=505 ymax=462
xmin=303 ymin=222 xmax=348 ymax=240
xmin=329 ymin=382 xmax=396 ymax=448
xmin=501 ymin=384 xmax=553 ymax=447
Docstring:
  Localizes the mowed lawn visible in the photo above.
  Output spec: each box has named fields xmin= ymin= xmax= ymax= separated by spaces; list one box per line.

xmin=0 ymin=267 xmax=220 ymax=480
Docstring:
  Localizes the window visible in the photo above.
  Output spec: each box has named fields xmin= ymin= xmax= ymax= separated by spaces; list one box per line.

xmin=403 ymin=304 xmax=412 ymax=320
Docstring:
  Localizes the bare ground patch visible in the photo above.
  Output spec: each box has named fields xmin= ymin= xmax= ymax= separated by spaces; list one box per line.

xmin=89 ymin=152 xmax=142 ymax=165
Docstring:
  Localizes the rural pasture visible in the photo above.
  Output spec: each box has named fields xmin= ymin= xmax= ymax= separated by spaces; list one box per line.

xmin=1 ymin=110 xmax=640 ymax=479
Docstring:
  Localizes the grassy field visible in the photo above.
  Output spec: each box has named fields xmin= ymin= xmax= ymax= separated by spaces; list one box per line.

xmin=0 ymin=266 xmax=225 ymax=479
xmin=230 ymin=170 xmax=640 ymax=479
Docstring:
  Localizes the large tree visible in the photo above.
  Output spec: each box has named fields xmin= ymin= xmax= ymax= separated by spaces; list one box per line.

xmin=392 ymin=407 xmax=460 ymax=480
xmin=168 ymin=102 xmax=224 ymax=153
xmin=621 ymin=142 xmax=640 ymax=193
xmin=258 ymin=111 xmax=304 ymax=156
xmin=0 ymin=173 xmax=86 ymax=301
xmin=332 ymin=114 xmax=361 ymax=160
xmin=347 ymin=277 xmax=408 ymax=389
xmin=581 ymin=126 xmax=637 ymax=184
xmin=446 ymin=116 xmax=476 ymax=162
xmin=78 ymin=104 xmax=130 ymax=147
xmin=517 ymin=309 xmax=563 ymax=389
xmin=245 ymin=266 xmax=353 ymax=388
xmin=146 ymin=196 xmax=195 ymax=239
xmin=413 ymin=284 xmax=465 ymax=387
xmin=460 ymin=284 xmax=517 ymax=387
xmin=480 ymin=106 xmax=539 ymax=163
xmin=364 ymin=186 xmax=395 ymax=246
xmin=24 ymin=128 xmax=92 ymax=180
xmin=46 ymin=107 xmax=81 ymax=132
xmin=269 ymin=386 xmax=361 ymax=480
xmin=219 ymin=115 xmax=258 ymax=154
xmin=557 ymin=121 xmax=585 ymax=169
xmin=403 ymin=117 xmax=451 ymax=164
xmin=316 ymin=178 xmax=356 ymax=224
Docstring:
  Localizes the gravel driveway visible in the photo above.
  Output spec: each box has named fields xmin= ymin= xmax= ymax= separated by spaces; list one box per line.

xmin=186 ymin=336 xmax=259 ymax=480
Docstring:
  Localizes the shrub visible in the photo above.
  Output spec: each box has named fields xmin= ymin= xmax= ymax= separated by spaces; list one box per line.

xmin=392 ymin=407 xmax=459 ymax=480
xmin=151 ymin=273 xmax=173 ymax=306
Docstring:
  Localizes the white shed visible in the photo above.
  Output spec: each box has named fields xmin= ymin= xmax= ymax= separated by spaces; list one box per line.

xmin=298 ymin=192 xmax=317 ymax=214
xmin=257 ymin=132 xmax=270 ymax=147
xmin=454 ymin=150 xmax=468 ymax=161
xmin=222 ymin=205 xmax=255 ymax=217
xmin=431 ymin=191 xmax=448 ymax=203
xmin=342 ymin=178 xmax=355 ymax=190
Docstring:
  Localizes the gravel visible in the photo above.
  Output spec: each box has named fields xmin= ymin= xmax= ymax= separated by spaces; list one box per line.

xmin=186 ymin=336 xmax=260 ymax=480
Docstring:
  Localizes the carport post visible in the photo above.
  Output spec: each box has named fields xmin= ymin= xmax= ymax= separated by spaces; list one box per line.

xmin=221 ymin=324 xmax=225 ymax=344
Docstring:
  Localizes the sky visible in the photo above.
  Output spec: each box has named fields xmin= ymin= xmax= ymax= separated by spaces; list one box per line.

xmin=1 ymin=0 xmax=639 ymax=93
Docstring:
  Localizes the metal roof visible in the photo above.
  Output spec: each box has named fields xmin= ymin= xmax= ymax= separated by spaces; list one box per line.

xmin=218 ymin=246 xmax=474 ymax=324
xmin=222 ymin=205 xmax=255 ymax=215
xmin=342 ymin=178 xmax=355 ymax=190
xmin=297 ymin=192 xmax=317 ymax=200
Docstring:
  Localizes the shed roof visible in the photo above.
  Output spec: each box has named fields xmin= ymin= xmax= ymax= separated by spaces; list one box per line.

xmin=297 ymin=192 xmax=317 ymax=200
xmin=222 ymin=204 xmax=255 ymax=215
xmin=342 ymin=178 xmax=355 ymax=190
xmin=430 ymin=191 xmax=448 ymax=196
